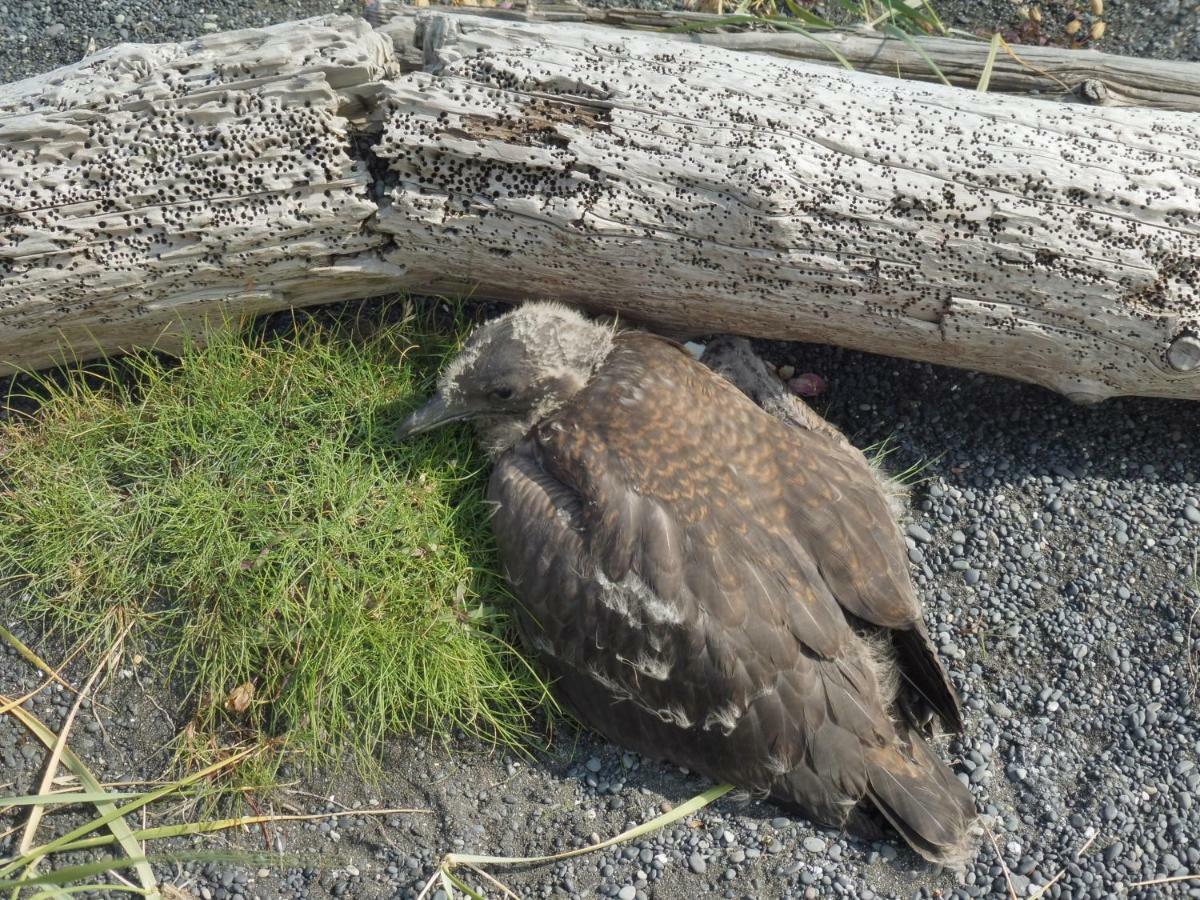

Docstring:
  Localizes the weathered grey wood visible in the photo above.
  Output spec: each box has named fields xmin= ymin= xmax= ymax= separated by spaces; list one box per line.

xmin=374 ymin=2 xmax=1200 ymax=112
xmin=370 ymin=11 xmax=1200 ymax=402
xmin=1 ymin=10 xmax=1199 ymax=403
xmin=0 ymin=17 xmax=401 ymax=368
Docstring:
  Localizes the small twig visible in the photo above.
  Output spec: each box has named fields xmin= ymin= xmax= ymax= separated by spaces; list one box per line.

xmin=0 ymin=635 xmax=93 ymax=719
xmin=48 ymin=806 xmax=431 ymax=855
xmin=413 ymin=868 xmax=441 ymax=900
xmin=283 ymin=789 xmax=409 ymax=850
xmin=0 ymin=679 xmax=57 ymax=718
xmin=983 ymin=820 xmax=1019 ymax=900
xmin=109 ymin=868 xmax=139 ymax=890
xmin=463 ymin=862 xmax=522 ymax=900
xmin=1129 ymin=872 xmax=1200 ymax=888
xmin=484 ymin=771 xmax=521 ymax=791
xmin=1029 ymin=829 xmax=1098 ymax=899
xmin=131 ymin=664 xmax=177 ymax=733
xmin=1185 ymin=549 xmax=1198 ymax=700
xmin=245 ymin=794 xmax=272 ymax=852
xmin=997 ymin=35 xmax=1073 ymax=93
xmin=88 ymin=699 xmax=112 ymax=744
xmin=0 ymin=625 xmax=80 ymax=694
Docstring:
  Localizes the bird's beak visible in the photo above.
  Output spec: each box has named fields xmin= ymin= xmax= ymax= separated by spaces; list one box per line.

xmin=394 ymin=394 xmax=471 ymax=441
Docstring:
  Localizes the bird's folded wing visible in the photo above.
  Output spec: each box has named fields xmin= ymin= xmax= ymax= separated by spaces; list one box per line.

xmin=488 ymin=434 xmax=898 ymax=792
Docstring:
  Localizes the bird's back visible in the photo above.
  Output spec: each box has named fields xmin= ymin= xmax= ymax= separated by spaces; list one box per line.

xmin=537 ymin=332 xmax=935 ymax=638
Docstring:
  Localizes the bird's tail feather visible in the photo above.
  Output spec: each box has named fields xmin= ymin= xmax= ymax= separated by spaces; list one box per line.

xmin=864 ymin=731 xmax=980 ymax=871
xmin=892 ymin=625 xmax=963 ymax=734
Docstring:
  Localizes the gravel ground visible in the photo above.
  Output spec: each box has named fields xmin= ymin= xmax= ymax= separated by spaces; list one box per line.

xmin=2 ymin=1 xmax=1199 ymax=899
xmin=3 ymin=342 xmax=1198 ymax=899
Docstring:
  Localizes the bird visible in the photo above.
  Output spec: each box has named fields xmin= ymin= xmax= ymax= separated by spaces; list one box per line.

xmin=396 ymin=301 xmax=979 ymax=867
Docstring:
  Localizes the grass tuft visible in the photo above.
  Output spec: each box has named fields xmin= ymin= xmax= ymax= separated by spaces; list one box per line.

xmin=0 ymin=303 xmax=548 ymax=771
xmin=679 ymin=0 xmax=948 ymax=36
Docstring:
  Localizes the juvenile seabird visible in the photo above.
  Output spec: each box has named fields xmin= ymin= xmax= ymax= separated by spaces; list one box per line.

xmin=397 ymin=302 xmax=978 ymax=866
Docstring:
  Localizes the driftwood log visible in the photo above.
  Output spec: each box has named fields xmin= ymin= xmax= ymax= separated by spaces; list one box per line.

xmin=1 ymin=10 xmax=1198 ymax=402
xmin=372 ymin=2 xmax=1200 ymax=113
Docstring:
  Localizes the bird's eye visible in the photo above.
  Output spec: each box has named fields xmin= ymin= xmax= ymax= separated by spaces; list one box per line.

xmin=491 ymin=387 xmax=514 ymax=401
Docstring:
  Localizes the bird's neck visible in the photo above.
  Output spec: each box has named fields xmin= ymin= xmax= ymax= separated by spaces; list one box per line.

xmin=479 ymin=322 xmax=617 ymax=456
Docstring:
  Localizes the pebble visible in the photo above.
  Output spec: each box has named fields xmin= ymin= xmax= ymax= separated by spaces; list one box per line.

xmin=688 ymin=852 xmax=707 ymax=874
xmin=905 ymin=523 xmax=933 ymax=543
xmin=802 ymin=836 xmax=826 ymax=853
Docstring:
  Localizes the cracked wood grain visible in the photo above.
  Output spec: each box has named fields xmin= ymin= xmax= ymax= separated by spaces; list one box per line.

xmin=0 ymin=17 xmax=399 ymax=368
xmin=1 ymin=11 xmax=1198 ymax=402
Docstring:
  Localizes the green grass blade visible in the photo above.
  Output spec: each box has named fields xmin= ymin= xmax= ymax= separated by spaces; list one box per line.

xmin=0 ymin=749 xmax=252 ymax=878
xmin=29 ymin=887 xmax=148 ymax=899
xmin=780 ymin=0 xmax=836 ymax=27
xmin=0 ymin=792 xmax=138 ymax=807
xmin=667 ymin=13 xmax=767 ymax=32
xmin=868 ymin=0 xmax=944 ymax=34
xmin=447 ymin=782 xmax=735 ymax=867
xmin=0 ymin=852 xmax=258 ymax=896
xmin=53 ymin=808 xmax=429 ymax=854
xmin=444 ymin=871 xmax=488 ymax=900
xmin=0 ymin=858 xmax=152 ymax=892
xmin=977 ymin=32 xmax=1001 ymax=92
xmin=891 ymin=451 xmax=943 ymax=488
xmin=921 ymin=0 xmax=947 ymax=35
xmin=1 ymin=700 xmax=160 ymax=899
xmin=0 ymin=626 xmax=74 ymax=691
xmin=881 ymin=23 xmax=951 ymax=85
xmin=770 ymin=20 xmax=856 ymax=69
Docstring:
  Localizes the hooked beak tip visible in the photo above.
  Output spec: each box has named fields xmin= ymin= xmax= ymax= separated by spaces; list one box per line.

xmin=394 ymin=394 xmax=466 ymax=441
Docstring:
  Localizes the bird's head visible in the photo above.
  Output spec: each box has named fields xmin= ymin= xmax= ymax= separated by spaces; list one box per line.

xmin=395 ymin=302 xmax=616 ymax=455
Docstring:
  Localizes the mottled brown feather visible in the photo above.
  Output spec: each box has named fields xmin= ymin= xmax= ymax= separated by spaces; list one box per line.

xmin=488 ymin=331 xmax=976 ymax=864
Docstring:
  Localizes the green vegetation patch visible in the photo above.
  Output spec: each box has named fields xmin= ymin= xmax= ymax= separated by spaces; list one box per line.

xmin=0 ymin=306 xmax=547 ymax=768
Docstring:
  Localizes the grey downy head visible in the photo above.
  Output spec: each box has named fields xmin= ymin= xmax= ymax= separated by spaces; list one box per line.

xmin=395 ymin=302 xmax=616 ymax=455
